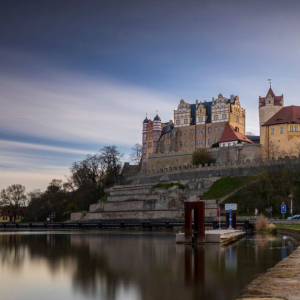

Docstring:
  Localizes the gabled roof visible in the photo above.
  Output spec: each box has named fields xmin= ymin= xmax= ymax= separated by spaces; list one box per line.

xmin=263 ymin=105 xmax=300 ymax=126
xmin=219 ymin=124 xmax=253 ymax=143
xmin=259 ymin=87 xmax=283 ymax=106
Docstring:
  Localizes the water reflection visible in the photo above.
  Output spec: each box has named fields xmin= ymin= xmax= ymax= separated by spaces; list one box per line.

xmin=0 ymin=231 xmax=297 ymax=300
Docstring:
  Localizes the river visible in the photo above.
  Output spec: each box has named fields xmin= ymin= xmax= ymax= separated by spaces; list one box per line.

xmin=0 ymin=230 xmax=297 ymax=300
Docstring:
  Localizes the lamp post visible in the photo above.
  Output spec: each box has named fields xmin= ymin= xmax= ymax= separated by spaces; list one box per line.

xmin=289 ymin=194 xmax=293 ymax=226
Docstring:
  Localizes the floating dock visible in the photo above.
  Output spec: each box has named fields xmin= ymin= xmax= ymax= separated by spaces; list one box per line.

xmin=176 ymin=229 xmax=245 ymax=244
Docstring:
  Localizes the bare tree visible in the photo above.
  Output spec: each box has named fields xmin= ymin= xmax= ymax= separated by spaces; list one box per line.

xmin=263 ymin=141 xmax=280 ymax=159
xmin=246 ymin=131 xmax=256 ymax=136
xmin=286 ymin=145 xmax=296 ymax=158
xmin=0 ymin=184 xmax=27 ymax=221
xmin=130 ymin=143 xmax=142 ymax=165
xmin=99 ymin=145 xmax=124 ymax=186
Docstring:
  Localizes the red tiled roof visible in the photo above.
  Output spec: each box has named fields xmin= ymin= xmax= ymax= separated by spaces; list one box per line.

xmin=259 ymin=87 xmax=283 ymax=107
xmin=263 ymin=106 xmax=300 ymax=126
xmin=219 ymin=124 xmax=253 ymax=143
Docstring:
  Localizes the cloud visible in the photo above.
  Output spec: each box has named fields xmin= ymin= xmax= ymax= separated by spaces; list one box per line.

xmin=0 ymin=52 xmax=176 ymax=149
xmin=0 ymin=139 xmax=93 ymax=155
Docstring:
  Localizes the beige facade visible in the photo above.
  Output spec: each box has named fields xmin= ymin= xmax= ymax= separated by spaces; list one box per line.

xmin=262 ymin=123 xmax=300 ymax=158
xmin=259 ymin=88 xmax=300 ymax=158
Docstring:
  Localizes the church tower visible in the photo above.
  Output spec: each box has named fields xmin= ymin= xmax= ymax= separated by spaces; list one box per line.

xmin=259 ymin=83 xmax=284 ymax=134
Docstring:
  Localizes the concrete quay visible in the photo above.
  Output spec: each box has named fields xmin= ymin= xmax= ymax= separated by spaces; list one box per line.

xmin=176 ymin=229 xmax=245 ymax=244
xmin=238 ymin=232 xmax=300 ymax=300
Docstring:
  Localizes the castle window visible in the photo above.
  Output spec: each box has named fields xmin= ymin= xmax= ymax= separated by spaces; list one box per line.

xmin=202 ymin=139 xmax=205 ymax=145
xmin=222 ymin=114 xmax=227 ymax=120
xmin=197 ymin=129 xmax=200 ymax=134
xmin=184 ymin=141 xmax=187 ymax=146
xmin=179 ymin=131 xmax=182 ymax=136
xmin=148 ymin=142 xmax=152 ymax=148
xmin=200 ymin=109 xmax=202 ymax=113
xmin=176 ymin=119 xmax=180 ymax=125
xmin=208 ymin=127 xmax=211 ymax=134
xmin=200 ymin=117 xmax=204 ymax=122
xmin=215 ymin=138 xmax=218 ymax=143
xmin=202 ymin=128 xmax=205 ymax=134
xmin=214 ymin=115 xmax=218 ymax=121
xmin=184 ymin=130 xmax=187 ymax=136
xmin=296 ymin=125 xmax=299 ymax=131
xmin=191 ymin=141 xmax=194 ymax=146
xmin=220 ymin=126 xmax=224 ymax=133
xmin=271 ymin=128 xmax=274 ymax=135
xmin=208 ymin=139 xmax=211 ymax=145
xmin=236 ymin=116 xmax=239 ymax=122
xmin=290 ymin=125 xmax=294 ymax=132
xmin=180 ymin=141 xmax=182 ymax=147
xmin=214 ymin=127 xmax=218 ymax=133
xmin=191 ymin=129 xmax=194 ymax=135
xmin=280 ymin=127 xmax=284 ymax=134
xmin=197 ymin=140 xmax=200 ymax=145
xmin=184 ymin=119 xmax=188 ymax=124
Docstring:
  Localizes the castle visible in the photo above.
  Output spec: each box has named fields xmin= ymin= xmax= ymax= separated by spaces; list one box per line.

xmin=139 ymin=86 xmax=300 ymax=173
xmin=142 ymin=93 xmax=247 ymax=170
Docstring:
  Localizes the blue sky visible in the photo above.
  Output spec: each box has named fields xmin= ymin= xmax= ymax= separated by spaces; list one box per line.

xmin=1 ymin=0 xmax=300 ymax=191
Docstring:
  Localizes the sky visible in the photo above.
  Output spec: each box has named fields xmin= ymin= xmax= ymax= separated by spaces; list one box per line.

xmin=1 ymin=0 xmax=300 ymax=192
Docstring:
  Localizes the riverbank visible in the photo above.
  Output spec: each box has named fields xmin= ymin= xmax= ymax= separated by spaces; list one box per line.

xmin=238 ymin=229 xmax=300 ymax=300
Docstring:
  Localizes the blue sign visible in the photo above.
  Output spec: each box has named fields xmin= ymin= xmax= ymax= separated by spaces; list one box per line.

xmin=229 ymin=209 xmax=232 ymax=228
xmin=281 ymin=204 xmax=286 ymax=214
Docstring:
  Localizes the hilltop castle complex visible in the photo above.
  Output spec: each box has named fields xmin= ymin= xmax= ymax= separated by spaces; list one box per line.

xmin=138 ymin=86 xmax=300 ymax=172
xmin=73 ymin=85 xmax=300 ymax=222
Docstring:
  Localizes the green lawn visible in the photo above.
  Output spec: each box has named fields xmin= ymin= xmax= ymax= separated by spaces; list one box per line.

xmin=275 ymin=224 xmax=300 ymax=229
xmin=201 ymin=176 xmax=252 ymax=200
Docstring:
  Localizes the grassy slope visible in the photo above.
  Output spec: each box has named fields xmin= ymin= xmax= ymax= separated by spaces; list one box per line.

xmin=201 ymin=176 xmax=251 ymax=200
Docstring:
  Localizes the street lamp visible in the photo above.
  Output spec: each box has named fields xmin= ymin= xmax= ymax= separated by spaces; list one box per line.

xmin=289 ymin=194 xmax=293 ymax=218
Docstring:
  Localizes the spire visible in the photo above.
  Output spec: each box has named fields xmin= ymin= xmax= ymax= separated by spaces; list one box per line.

xmin=268 ymin=78 xmax=272 ymax=88
xmin=143 ymin=113 xmax=149 ymax=123
xmin=154 ymin=110 xmax=161 ymax=121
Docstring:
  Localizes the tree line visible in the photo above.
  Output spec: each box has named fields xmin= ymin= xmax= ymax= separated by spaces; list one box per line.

xmin=0 ymin=145 xmax=141 ymax=222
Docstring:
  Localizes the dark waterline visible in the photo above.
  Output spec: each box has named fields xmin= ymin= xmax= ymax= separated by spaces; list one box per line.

xmin=0 ymin=230 xmax=297 ymax=300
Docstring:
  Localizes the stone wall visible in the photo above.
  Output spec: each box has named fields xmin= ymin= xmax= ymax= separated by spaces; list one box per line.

xmin=123 ymin=155 xmax=300 ymax=186
xmin=146 ymin=143 xmax=262 ymax=172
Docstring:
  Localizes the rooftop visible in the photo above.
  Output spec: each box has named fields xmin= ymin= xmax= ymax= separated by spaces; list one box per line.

xmin=263 ymin=105 xmax=300 ymax=126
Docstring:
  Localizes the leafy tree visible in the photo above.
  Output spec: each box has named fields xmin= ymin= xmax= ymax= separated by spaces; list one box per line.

xmin=0 ymin=184 xmax=27 ymax=221
xmin=192 ymin=149 xmax=215 ymax=165
xmin=130 ymin=143 xmax=142 ymax=165
xmin=99 ymin=145 xmax=124 ymax=186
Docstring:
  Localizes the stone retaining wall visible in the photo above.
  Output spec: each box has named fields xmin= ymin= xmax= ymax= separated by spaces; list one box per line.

xmin=277 ymin=228 xmax=300 ymax=239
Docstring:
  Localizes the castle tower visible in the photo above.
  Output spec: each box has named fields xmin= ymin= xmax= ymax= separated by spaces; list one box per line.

xmin=142 ymin=114 xmax=149 ymax=166
xmin=152 ymin=111 xmax=162 ymax=153
xmin=259 ymin=85 xmax=284 ymax=133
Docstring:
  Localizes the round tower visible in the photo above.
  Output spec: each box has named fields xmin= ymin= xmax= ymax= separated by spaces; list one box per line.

xmin=142 ymin=114 xmax=149 ymax=165
xmin=259 ymin=86 xmax=284 ymax=133
xmin=152 ymin=111 xmax=162 ymax=153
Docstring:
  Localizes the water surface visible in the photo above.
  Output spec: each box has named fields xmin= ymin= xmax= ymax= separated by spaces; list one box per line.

xmin=0 ymin=230 xmax=296 ymax=300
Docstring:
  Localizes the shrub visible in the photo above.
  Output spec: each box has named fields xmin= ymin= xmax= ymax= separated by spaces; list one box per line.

xmin=255 ymin=214 xmax=269 ymax=232
xmin=192 ymin=149 xmax=215 ymax=166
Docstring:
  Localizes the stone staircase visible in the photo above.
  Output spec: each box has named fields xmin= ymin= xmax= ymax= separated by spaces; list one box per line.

xmin=72 ymin=179 xmax=219 ymax=221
